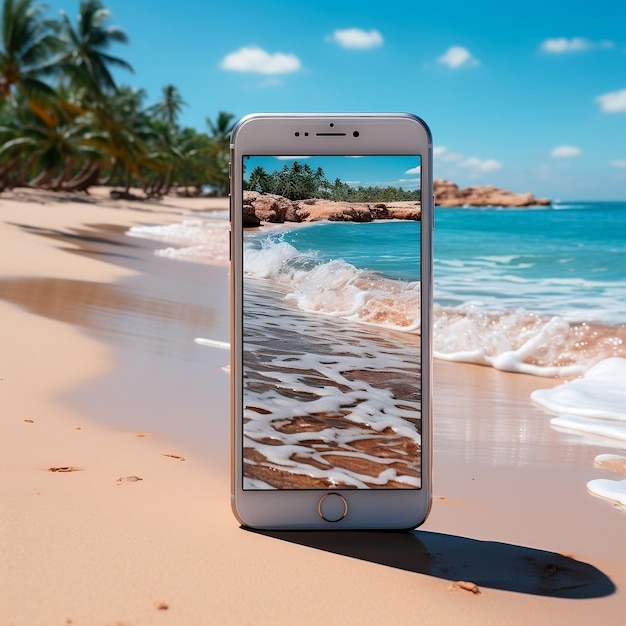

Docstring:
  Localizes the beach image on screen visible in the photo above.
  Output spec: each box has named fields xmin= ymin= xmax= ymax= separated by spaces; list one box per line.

xmin=240 ymin=155 xmax=423 ymax=490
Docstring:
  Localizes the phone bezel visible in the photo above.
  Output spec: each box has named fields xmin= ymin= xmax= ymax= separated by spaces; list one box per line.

xmin=230 ymin=113 xmax=433 ymax=530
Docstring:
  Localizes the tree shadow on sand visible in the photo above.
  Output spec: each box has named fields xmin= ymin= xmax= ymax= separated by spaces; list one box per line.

xmin=249 ymin=529 xmax=615 ymax=598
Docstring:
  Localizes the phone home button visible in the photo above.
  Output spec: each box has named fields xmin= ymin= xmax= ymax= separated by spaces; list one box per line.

xmin=317 ymin=493 xmax=348 ymax=523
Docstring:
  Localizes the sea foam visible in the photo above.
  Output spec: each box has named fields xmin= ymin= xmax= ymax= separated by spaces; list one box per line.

xmin=587 ymin=478 xmax=626 ymax=507
xmin=531 ymin=358 xmax=626 ymax=422
xmin=127 ymin=219 xmax=229 ymax=265
xmin=433 ymin=306 xmax=625 ymax=377
xmin=532 ymin=359 xmax=626 ymax=508
xmin=244 ymin=234 xmax=421 ymax=332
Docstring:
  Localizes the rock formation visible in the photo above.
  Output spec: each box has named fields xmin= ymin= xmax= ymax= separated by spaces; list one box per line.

xmin=434 ymin=179 xmax=550 ymax=207
xmin=242 ymin=191 xmax=421 ymax=227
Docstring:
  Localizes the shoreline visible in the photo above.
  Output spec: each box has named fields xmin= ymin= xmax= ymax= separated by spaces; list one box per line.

xmin=2 ymin=189 xmax=626 ymax=624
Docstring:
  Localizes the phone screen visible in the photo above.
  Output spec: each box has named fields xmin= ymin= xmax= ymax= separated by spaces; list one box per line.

xmin=240 ymin=155 xmax=422 ymax=490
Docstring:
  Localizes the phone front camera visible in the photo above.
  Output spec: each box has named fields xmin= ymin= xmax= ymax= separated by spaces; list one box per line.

xmin=329 ymin=122 xmax=334 ymax=128
xmin=353 ymin=131 xmax=360 ymax=137
xmin=295 ymin=132 xmax=300 ymax=137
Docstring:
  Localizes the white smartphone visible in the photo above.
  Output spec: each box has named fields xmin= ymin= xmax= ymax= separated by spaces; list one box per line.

xmin=230 ymin=113 xmax=432 ymax=530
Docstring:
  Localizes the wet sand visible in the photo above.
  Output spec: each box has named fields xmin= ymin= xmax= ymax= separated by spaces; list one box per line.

xmin=1 ymin=188 xmax=625 ymax=625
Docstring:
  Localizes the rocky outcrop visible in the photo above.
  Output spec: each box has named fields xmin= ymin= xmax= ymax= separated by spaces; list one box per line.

xmin=242 ymin=191 xmax=421 ymax=226
xmin=243 ymin=192 xmax=299 ymax=223
xmin=434 ymin=179 xmax=550 ymax=207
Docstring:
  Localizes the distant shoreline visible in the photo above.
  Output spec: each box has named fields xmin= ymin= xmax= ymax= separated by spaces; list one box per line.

xmin=434 ymin=179 xmax=550 ymax=207
xmin=242 ymin=179 xmax=551 ymax=226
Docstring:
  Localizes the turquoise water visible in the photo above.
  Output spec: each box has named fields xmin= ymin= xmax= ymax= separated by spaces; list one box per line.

xmin=434 ymin=202 xmax=626 ymax=323
xmin=282 ymin=202 xmax=626 ymax=325
xmin=283 ymin=221 xmax=420 ymax=281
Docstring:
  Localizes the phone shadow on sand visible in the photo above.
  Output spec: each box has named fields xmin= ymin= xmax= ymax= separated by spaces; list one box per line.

xmin=250 ymin=529 xmax=615 ymax=598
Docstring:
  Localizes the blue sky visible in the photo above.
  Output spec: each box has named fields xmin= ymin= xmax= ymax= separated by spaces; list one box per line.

xmin=44 ymin=0 xmax=626 ymax=200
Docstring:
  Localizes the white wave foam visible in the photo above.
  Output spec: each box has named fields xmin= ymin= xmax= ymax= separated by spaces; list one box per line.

xmin=244 ymin=236 xmax=302 ymax=280
xmin=594 ymin=454 xmax=626 ymax=473
xmin=533 ymin=360 xmax=626 ymax=509
xmin=244 ymin=235 xmax=421 ymax=332
xmin=127 ymin=219 xmax=229 ymax=265
xmin=587 ymin=478 xmax=626 ymax=506
xmin=433 ymin=308 xmax=626 ymax=377
xmin=551 ymin=203 xmax=591 ymax=210
xmin=532 ymin=357 xmax=626 ymax=455
xmin=194 ymin=337 xmax=230 ymax=349
xmin=550 ymin=415 xmax=626 ymax=442
xmin=531 ymin=358 xmax=626 ymax=420
xmin=589 ymin=454 xmax=626 ymax=508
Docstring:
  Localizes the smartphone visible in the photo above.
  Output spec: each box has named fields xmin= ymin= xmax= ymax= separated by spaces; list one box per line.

xmin=230 ymin=113 xmax=432 ymax=529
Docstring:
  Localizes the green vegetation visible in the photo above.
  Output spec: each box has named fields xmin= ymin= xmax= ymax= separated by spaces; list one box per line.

xmin=0 ymin=0 xmax=234 ymax=195
xmin=245 ymin=161 xmax=421 ymax=202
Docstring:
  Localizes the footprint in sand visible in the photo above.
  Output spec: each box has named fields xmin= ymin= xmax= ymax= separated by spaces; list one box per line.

xmin=116 ymin=475 xmax=143 ymax=485
xmin=449 ymin=581 xmax=481 ymax=595
xmin=163 ymin=453 xmax=185 ymax=461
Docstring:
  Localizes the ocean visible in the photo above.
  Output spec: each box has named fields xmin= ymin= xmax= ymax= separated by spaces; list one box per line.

xmin=435 ymin=201 xmax=626 ymax=324
xmin=128 ymin=200 xmax=626 ymax=499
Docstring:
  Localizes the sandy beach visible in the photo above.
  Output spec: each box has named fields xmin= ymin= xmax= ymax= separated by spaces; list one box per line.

xmin=1 ymin=188 xmax=625 ymax=625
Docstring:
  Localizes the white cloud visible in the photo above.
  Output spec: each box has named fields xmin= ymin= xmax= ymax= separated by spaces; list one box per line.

xmin=434 ymin=146 xmax=463 ymax=162
xmin=435 ymin=147 xmax=501 ymax=174
xmin=540 ymin=37 xmax=615 ymax=53
xmin=405 ymin=165 xmax=421 ymax=175
xmin=550 ymin=145 xmax=582 ymax=158
xmin=327 ymin=28 xmax=383 ymax=50
xmin=220 ymin=45 xmax=301 ymax=74
xmin=541 ymin=37 xmax=590 ymax=53
xmin=437 ymin=46 xmax=479 ymax=69
xmin=596 ymin=89 xmax=626 ymax=113
xmin=459 ymin=157 xmax=502 ymax=172
xmin=610 ymin=160 xmax=626 ymax=168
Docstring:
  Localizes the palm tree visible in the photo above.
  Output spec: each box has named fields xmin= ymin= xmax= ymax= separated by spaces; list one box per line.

xmin=205 ymin=111 xmax=236 ymax=195
xmin=151 ymin=83 xmax=186 ymax=127
xmin=143 ymin=85 xmax=187 ymax=194
xmin=59 ymin=0 xmax=132 ymax=97
xmin=0 ymin=0 xmax=61 ymax=101
xmin=169 ymin=126 xmax=214 ymax=195
xmin=0 ymin=2 xmax=239 ymax=197
xmin=206 ymin=110 xmax=235 ymax=147
xmin=246 ymin=165 xmax=271 ymax=193
xmin=86 ymin=85 xmax=156 ymax=192
xmin=0 ymin=95 xmax=103 ymax=189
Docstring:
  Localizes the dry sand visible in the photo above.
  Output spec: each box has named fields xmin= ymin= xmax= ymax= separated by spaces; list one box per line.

xmin=1 ymin=188 xmax=625 ymax=625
